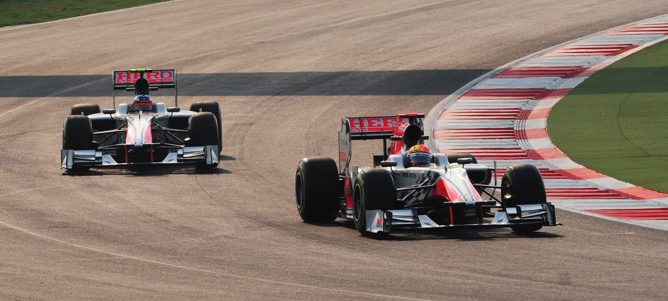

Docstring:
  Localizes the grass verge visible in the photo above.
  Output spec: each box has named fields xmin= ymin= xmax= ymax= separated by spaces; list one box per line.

xmin=0 ymin=0 xmax=168 ymax=27
xmin=549 ymin=40 xmax=668 ymax=193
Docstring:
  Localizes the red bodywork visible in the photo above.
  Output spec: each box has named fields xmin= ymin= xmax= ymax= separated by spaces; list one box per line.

xmin=122 ymin=115 xmax=156 ymax=163
xmin=388 ymin=123 xmax=409 ymax=155
xmin=342 ymin=113 xmax=482 ymax=210
xmin=344 ymin=177 xmax=354 ymax=209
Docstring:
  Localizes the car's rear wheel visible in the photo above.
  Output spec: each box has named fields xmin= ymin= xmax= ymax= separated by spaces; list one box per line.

xmin=353 ymin=168 xmax=396 ymax=235
xmin=190 ymin=102 xmax=222 ymax=153
xmin=70 ymin=104 xmax=101 ymax=116
xmin=501 ymin=164 xmax=546 ymax=233
xmin=447 ymin=153 xmax=478 ymax=164
xmin=188 ymin=112 xmax=220 ymax=170
xmin=295 ymin=157 xmax=339 ymax=223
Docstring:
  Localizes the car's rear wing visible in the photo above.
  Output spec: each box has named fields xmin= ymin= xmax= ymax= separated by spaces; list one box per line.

xmin=338 ymin=113 xmax=424 ymax=174
xmin=113 ymin=68 xmax=176 ymax=90
xmin=112 ymin=68 xmax=178 ymax=107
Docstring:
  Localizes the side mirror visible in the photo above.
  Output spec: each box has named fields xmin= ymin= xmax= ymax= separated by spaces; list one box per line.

xmin=457 ymin=157 xmax=473 ymax=165
xmin=167 ymin=107 xmax=180 ymax=113
xmin=380 ymin=161 xmax=397 ymax=167
xmin=102 ymin=109 xmax=116 ymax=114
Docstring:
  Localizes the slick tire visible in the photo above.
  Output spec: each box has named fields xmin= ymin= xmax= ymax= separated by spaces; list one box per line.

xmin=501 ymin=164 xmax=547 ymax=233
xmin=189 ymin=112 xmax=220 ymax=169
xmin=353 ymin=168 xmax=396 ymax=235
xmin=190 ymin=102 xmax=222 ymax=153
xmin=63 ymin=115 xmax=94 ymax=150
xmin=448 ymin=153 xmax=489 ymax=185
xmin=70 ymin=104 xmax=101 ymax=116
xmin=63 ymin=115 xmax=94 ymax=172
xmin=295 ymin=157 xmax=339 ymax=223
xmin=189 ymin=112 xmax=220 ymax=146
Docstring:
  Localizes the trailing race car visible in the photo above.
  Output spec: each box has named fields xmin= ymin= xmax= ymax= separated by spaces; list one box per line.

xmin=295 ymin=113 xmax=557 ymax=235
xmin=61 ymin=68 xmax=221 ymax=172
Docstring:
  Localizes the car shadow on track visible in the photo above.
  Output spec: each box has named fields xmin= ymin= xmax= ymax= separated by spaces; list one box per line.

xmin=1 ymin=70 xmax=491 ymax=97
xmin=61 ymin=155 xmax=236 ymax=177
xmin=333 ymin=220 xmax=562 ymax=241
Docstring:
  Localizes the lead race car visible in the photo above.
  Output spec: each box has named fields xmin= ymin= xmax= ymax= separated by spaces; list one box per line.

xmin=61 ymin=68 xmax=222 ymax=172
xmin=295 ymin=113 xmax=558 ymax=235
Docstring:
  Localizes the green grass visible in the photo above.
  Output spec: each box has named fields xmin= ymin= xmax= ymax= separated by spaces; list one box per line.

xmin=549 ymin=40 xmax=668 ymax=193
xmin=0 ymin=0 xmax=168 ymax=27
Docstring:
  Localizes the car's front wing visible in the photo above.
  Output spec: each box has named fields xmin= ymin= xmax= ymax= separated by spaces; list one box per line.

xmin=60 ymin=145 xmax=219 ymax=170
xmin=365 ymin=203 xmax=558 ymax=233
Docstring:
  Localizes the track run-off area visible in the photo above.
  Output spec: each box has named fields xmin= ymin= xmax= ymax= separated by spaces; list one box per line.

xmin=426 ymin=15 xmax=668 ymax=231
xmin=1 ymin=1 xmax=668 ymax=300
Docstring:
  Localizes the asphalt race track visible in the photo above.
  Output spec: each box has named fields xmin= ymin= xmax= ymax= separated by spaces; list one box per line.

xmin=1 ymin=1 xmax=668 ymax=300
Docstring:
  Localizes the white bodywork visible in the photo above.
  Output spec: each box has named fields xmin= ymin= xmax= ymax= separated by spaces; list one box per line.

xmin=352 ymin=152 xmax=556 ymax=233
xmin=61 ymin=102 xmax=219 ymax=170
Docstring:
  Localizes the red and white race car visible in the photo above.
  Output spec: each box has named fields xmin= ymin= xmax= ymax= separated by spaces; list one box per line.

xmin=295 ymin=113 xmax=557 ymax=235
xmin=61 ymin=68 xmax=221 ymax=172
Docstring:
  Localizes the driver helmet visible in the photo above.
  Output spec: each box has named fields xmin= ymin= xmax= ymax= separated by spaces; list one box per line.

xmin=408 ymin=144 xmax=433 ymax=167
xmin=131 ymin=94 xmax=153 ymax=112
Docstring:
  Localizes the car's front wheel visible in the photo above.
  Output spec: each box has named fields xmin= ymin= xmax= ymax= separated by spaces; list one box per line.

xmin=63 ymin=115 xmax=94 ymax=150
xmin=501 ymin=164 xmax=546 ymax=233
xmin=353 ymin=168 xmax=396 ymax=235
xmin=190 ymin=102 xmax=222 ymax=154
xmin=188 ymin=112 xmax=220 ymax=170
xmin=62 ymin=115 xmax=94 ymax=172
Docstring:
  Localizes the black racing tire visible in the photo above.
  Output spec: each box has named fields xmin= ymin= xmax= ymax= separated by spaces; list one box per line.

xmin=353 ymin=169 xmax=396 ymax=235
xmin=63 ymin=115 xmax=94 ymax=150
xmin=190 ymin=102 xmax=222 ymax=153
xmin=189 ymin=112 xmax=220 ymax=146
xmin=448 ymin=153 xmax=489 ymax=185
xmin=295 ymin=157 xmax=339 ymax=223
xmin=189 ymin=112 xmax=220 ymax=169
xmin=447 ymin=153 xmax=478 ymax=164
xmin=501 ymin=164 xmax=547 ymax=233
xmin=70 ymin=104 xmax=101 ymax=116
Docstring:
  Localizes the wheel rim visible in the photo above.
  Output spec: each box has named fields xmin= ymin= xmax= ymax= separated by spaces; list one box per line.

xmin=501 ymin=176 xmax=512 ymax=202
